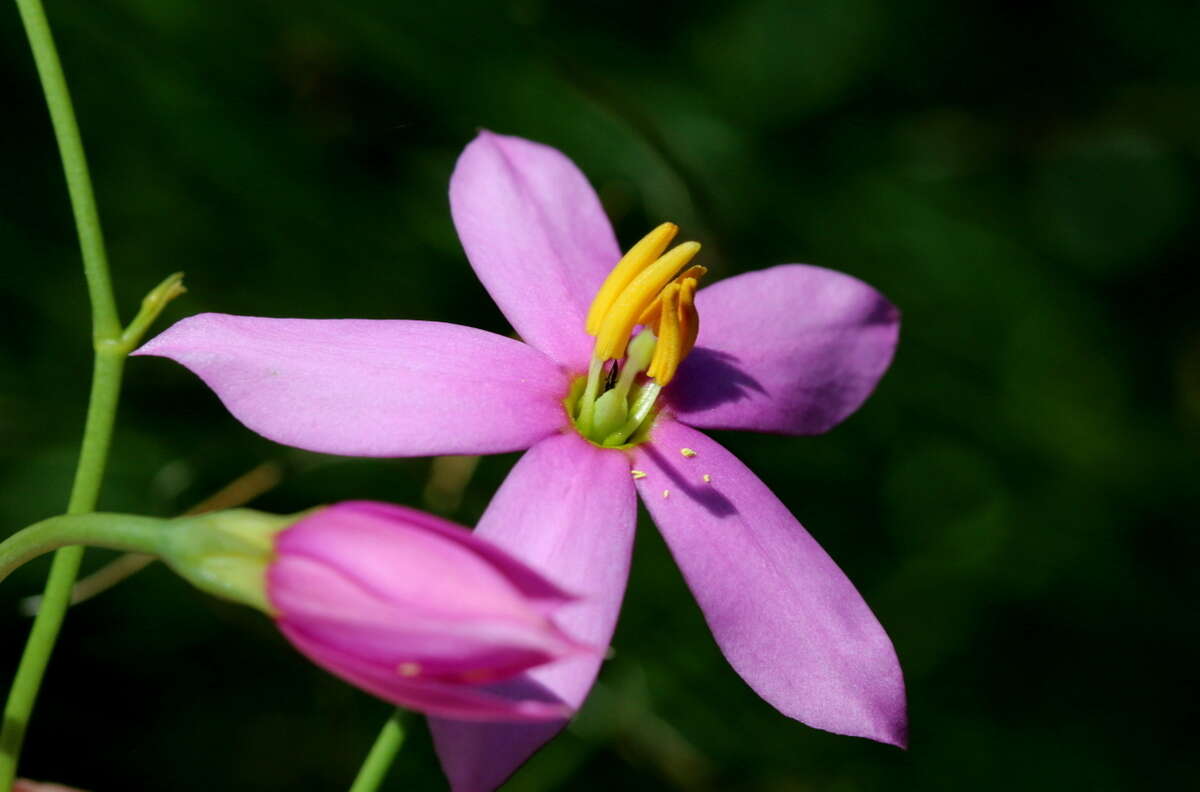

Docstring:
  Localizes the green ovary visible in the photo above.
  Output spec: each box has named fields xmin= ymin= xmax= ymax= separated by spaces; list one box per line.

xmin=566 ymin=329 xmax=662 ymax=448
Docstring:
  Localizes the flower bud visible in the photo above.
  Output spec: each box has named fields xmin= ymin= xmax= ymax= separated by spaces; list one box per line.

xmin=29 ymin=502 xmax=593 ymax=721
xmin=150 ymin=502 xmax=590 ymax=720
xmin=263 ymin=501 xmax=591 ymax=721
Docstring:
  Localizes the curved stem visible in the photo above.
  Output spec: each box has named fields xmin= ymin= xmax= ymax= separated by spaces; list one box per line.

xmin=3 ymin=0 xmax=127 ymax=786
xmin=13 ymin=0 xmax=119 ymax=342
xmin=349 ymin=711 xmax=406 ymax=792
xmin=0 ymin=514 xmax=166 ymax=587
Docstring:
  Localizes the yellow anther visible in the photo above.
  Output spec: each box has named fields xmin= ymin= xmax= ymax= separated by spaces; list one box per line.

xmin=680 ymin=448 xmax=696 ymax=458
xmin=637 ymin=265 xmax=707 ymax=327
xmin=631 ymin=469 xmax=647 ymax=479
xmin=594 ymin=242 xmax=701 ymax=361
xmin=646 ymin=283 xmax=682 ymax=384
xmin=585 ymin=223 xmax=678 ymax=336
xmin=678 ymin=277 xmax=700 ymax=358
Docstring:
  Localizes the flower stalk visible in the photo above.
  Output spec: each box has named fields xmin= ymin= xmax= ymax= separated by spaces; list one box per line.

xmin=0 ymin=514 xmax=167 ymax=585
xmin=12 ymin=0 xmax=118 ymax=340
xmin=2 ymin=1 xmax=184 ymax=785
xmin=349 ymin=712 xmax=406 ymax=792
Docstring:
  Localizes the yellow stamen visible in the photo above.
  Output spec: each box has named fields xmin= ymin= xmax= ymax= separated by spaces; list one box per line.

xmin=680 ymin=448 xmax=696 ymax=458
xmin=594 ymin=242 xmax=701 ymax=361
xmin=631 ymin=469 xmax=647 ymax=479
xmin=646 ymin=283 xmax=682 ymax=384
xmin=637 ymin=265 xmax=707 ymax=327
xmin=585 ymin=223 xmax=678 ymax=335
xmin=678 ymin=277 xmax=700 ymax=358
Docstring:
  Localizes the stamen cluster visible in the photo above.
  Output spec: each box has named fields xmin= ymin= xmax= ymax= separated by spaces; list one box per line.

xmin=570 ymin=223 xmax=705 ymax=446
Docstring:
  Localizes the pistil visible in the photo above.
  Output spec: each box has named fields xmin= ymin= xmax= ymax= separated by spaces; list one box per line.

xmin=590 ymin=329 xmax=656 ymax=440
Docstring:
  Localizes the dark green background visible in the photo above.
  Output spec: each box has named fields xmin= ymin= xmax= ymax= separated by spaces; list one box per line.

xmin=2 ymin=0 xmax=1197 ymax=789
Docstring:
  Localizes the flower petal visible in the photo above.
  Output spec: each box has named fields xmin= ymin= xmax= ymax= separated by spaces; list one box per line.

xmin=269 ymin=555 xmax=584 ymax=680
xmin=667 ymin=264 xmax=900 ymax=435
xmin=450 ymin=131 xmax=621 ymax=368
xmin=278 ymin=620 xmax=573 ymax=722
xmin=277 ymin=502 xmax=578 ymax=615
xmin=133 ymin=313 xmax=568 ymax=456
xmin=429 ymin=431 xmax=636 ymax=792
xmin=632 ymin=420 xmax=907 ymax=747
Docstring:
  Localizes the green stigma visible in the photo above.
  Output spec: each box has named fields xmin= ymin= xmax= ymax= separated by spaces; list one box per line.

xmin=568 ymin=329 xmax=662 ymax=447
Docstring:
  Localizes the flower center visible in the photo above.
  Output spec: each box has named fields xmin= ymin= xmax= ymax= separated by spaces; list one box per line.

xmin=567 ymin=222 xmax=705 ymax=447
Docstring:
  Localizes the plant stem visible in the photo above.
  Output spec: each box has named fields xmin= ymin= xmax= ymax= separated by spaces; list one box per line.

xmin=0 ymin=514 xmax=167 ymax=587
xmin=2 ymin=0 xmax=126 ymax=787
xmin=0 ymin=352 xmax=128 ymax=789
xmin=13 ymin=0 xmax=119 ymax=342
xmin=349 ymin=712 xmax=406 ymax=792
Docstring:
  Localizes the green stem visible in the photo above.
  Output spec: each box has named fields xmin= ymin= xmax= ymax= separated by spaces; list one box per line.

xmin=13 ymin=0 xmax=119 ymax=342
xmin=349 ymin=712 xmax=406 ymax=792
xmin=0 ymin=514 xmax=166 ymax=587
xmin=3 ymin=0 xmax=127 ymax=787
xmin=0 ymin=351 xmax=126 ymax=788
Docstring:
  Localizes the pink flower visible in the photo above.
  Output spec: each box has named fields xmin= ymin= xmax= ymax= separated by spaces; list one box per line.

xmin=267 ymin=501 xmax=591 ymax=721
xmin=14 ymin=781 xmax=90 ymax=792
xmin=136 ymin=132 xmax=905 ymax=790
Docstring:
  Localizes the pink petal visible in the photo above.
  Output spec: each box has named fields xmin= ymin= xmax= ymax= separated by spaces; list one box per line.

xmin=632 ymin=420 xmax=907 ymax=747
xmin=13 ymin=783 xmax=88 ymax=792
xmin=277 ymin=502 xmax=577 ymax=615
xmin=429 ymin=431 xmax=636 ymax=791
xmin=450 ymin=131 xmax=621 ymax=369
xmin=667 ymin=264 xmax=900 ymax=435
xmin=278 ymin=621 xmax=573 ymax=722
xmin=270 ymin=555 xmax=582 ymax=679
xmin=134 ymin=313 xmax=568 ymax=456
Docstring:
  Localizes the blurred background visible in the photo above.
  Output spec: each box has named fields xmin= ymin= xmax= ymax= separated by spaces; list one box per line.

xmin=1 ymin=0 xmax=1198 ymax=789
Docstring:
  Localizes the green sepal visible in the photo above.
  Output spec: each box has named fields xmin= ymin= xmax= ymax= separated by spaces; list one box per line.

xmin=158 ymin=509 xmax=303 ymax=614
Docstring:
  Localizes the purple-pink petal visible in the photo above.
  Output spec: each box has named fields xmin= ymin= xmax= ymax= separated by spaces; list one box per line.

xmin=430 ymin=431 xmax=637 ymax=792
xmin=632 ymin=420 xmax=907 ymax=747
xmin=133 ymin=313 xmax=568 ymax=457
xmin=270 ymin=503 xmax=586 ymax=673
xmin=270 ymin=554 xmax=580 ymax=682
xmin=281 ymin=502 xmax=578 ymax=615
xmin=278 ymin=621 xmax=574 ymax=722
xmin=450 ymin=131 xmax=621 ymax=369
xmin=666 ymin=264 xmax=900 ymax=435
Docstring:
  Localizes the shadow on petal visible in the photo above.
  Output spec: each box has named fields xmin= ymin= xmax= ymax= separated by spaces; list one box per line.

xmin=473 ymin=670 xmax=566 ymax=707
xmin=665 ymin=347 xmax=767 ymax=412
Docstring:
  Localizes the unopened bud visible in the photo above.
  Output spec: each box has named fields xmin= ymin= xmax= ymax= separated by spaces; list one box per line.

xmin=263 ymin=501 xmax=593 ymax=721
